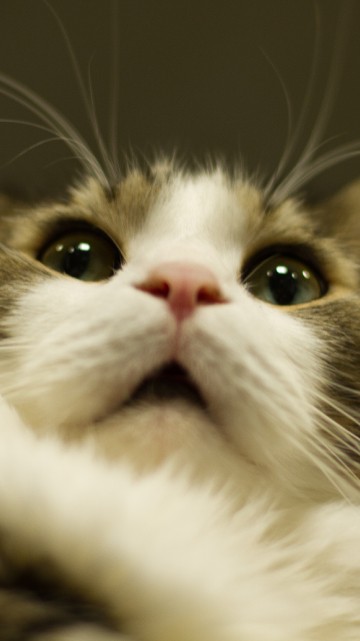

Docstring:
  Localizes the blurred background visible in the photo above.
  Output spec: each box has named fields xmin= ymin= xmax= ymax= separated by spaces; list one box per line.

xmin=0 ymin=0 xmax=358 ymax=201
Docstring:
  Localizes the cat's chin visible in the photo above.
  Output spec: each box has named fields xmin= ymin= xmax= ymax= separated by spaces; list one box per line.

xmin=58 ymin=395 xmax=221 ymax=473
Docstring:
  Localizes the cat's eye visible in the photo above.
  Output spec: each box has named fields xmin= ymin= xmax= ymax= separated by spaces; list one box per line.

xmin=244 ymin=254 xmax=326 ymax=306
xmin=39 ymin=229 xmax=123 ymax=281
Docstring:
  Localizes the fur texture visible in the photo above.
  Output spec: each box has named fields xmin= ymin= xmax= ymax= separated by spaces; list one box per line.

xmin=0 ymin=165 xmax=360 ymax=639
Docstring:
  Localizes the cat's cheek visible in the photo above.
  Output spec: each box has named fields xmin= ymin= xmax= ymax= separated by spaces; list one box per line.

xmin=0 ymin=277 xmax=177 ymax=430
xmin=178 ymin=301 xmax=324 ymax=487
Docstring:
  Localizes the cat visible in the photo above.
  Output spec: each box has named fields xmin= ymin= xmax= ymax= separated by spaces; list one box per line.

xmin=1 ymin=5 xmax=360 ymax=641
xmin=0 ymin=158 xmax=360 ymax=640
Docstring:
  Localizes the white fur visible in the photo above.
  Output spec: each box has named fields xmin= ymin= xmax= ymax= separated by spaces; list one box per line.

xmin=0 ymin=172 xmax=359 ymax=637
xmin=1 ymin=399 xmax=360 ymax=640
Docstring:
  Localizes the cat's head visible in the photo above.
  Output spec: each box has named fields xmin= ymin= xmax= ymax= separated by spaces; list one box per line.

xmin=0 ymin=164 xmax=359 ymax=500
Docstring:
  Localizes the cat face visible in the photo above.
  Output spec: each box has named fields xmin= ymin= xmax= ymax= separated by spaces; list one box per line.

xmin=0 ymin=165 xmax=359 ymax=498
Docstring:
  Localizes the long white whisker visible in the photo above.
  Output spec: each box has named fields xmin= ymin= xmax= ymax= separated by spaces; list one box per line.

xmin=0 ymin=136 xmax=88 ymax=170
xmin=43 ymin=154 xmax=84 ymax=170
xmin=328 ymin=381 xmax=360 ymax=399
xmin=266 ymin=5 xmax=323 ymax=199
xmin=109 ymin=0 xmax=120 ymax=175
xmin=319 ymin=421 xmax=360 ymax=465
xmin=308 ymin=428 xmax=359 ymax=500
xmin=315 ymin=408 xmax=360 ymax=456
xmin=276 ymin=409 xmax=358 ymax=500
xmin=0 ymin=117 xmax=58 ymax=135
xmin=260 ymin=383 xmax=360 ymax=499
xmin=313 ymin=419 xmax=360 ymax=490
xmin=263 ymin=3 xmax=322 ymax=202
xmin=298 ymin=401 xmax=360 ymax=498
xmin=0 ymin=118 xmax=93 ymax=169
xmin=312 ymin=387 xmax=360 ymax=428
xmin=267 ymin=1 xmax=355 ymax=204
xmin=86 ymin=59 xmax=118 ymax=183
xmin=314 ymin=405 xmax=360 ymax=451
xmin=242 ymin=384 xmax=359 ymax=499
xmin=272 ymin=143 xmax=360 ymax=201
xmin=0 ymin=72 xmax=107 ymax=184
xmin=42 ymin=0 xmax=117 ymax=184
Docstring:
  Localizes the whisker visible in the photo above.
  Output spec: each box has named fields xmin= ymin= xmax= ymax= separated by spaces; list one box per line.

xmin=109 ymin=0 xmax=120 ymax=175
xmin=315 ymin=409 xmax=360 ymax=456
xmin=258 ymin=383 xmax=360 ymax=499
xmin=271 ymin=143 xmax=360 ymax=201
xmin=263 ymin=2 xmax=322 ymax=203
xmin=0 ymin=72 xmax=107 ymax=184
xmin=238 ymin=382 xmax=360 ymax=499
xmin=328 ymin=381 xmax=360 ymax=399
xmin=269 ymin=5 xmax=324 ymax=200
xmin=266 ymin=1 xmax=356 ymax=204
xmin=43 ymin=154 xmax=84 ymax=170
xmin=0 ymin=136 xmax=80 ymax=170
xmin=258 ymin=48 xmax=293 ymax=196
xmin=306 ymin=428 xmax=360 ymax=500
xmin=319 ymin=425 xmax=360 ymax=471
xmin=86 ymin=59 xmax=118 ymax=183
xmin=314 ymin=404 xmax=360 ymax=451
xmin=312 ymin=387 xmax=360 ymax=428
xmin=42 ymin=0 xmax=117 ymax=184
xmin=271 ymin=407 xmax=359 ymax=500
xmin=296 ymin=400 xmax=360 ymax=497
xmin=0 ymin=118 xmax=89 ymax=168
xmin=0 ymin=117 xmax=57 ymax=135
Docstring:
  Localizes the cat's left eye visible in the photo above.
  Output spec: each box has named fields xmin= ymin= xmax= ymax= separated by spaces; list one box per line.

xmin=39 ymin=229 xmax=123 ymax=281
xmin=243 ymin=254 xmax=326 ymax=306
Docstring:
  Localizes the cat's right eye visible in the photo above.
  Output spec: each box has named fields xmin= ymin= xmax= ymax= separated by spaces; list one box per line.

xmin=38 ymin=229 xmax=123 ymax=281
xmin=243 ymin=253 xmax=327 ymax=306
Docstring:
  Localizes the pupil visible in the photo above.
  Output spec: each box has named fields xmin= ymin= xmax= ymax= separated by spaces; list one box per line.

xmin=63 ymin=244 xmax=91 ymax=278
xmin=268 ymin=266 xmax=298 ymax=305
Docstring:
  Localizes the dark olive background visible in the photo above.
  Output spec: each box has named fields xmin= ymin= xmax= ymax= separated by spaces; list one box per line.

xmin=0 ymin=0 xmax=359 ymax=201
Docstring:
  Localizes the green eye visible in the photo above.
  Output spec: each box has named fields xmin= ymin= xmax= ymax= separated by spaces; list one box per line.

xmin=244 ymin=254 xmax=326 ymax=306
xmin=39 ymin=229 xmax=123 ymax=281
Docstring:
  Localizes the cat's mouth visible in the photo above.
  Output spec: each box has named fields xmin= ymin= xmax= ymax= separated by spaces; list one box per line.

xmin=126 ymin=363 xmax=206 ymax=409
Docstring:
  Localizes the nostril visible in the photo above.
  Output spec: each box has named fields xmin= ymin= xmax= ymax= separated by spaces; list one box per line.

xmin=135 ymin=261 xmax=227 ymax=321
xmin=137 ymin=278 xmax=170 ymax=299
xmin=197 ymin=283 xmax=224 ymax=305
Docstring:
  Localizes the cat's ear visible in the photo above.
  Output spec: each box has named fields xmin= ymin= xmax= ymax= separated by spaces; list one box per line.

xmin=312 ymin=179 xmax=360 ymax=251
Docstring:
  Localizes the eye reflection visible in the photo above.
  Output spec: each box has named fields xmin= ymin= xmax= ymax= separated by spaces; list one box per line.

xmin=244 ymin=255 xmax=326 ymax=306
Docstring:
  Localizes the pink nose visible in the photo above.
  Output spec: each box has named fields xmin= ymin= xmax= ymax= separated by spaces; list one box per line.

xmin=136 ymin=261 xmax=226 ymax=321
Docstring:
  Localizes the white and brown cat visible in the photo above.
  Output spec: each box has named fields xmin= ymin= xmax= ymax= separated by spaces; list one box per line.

xmin=0 ymin=157 xmax=360 ymax=639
